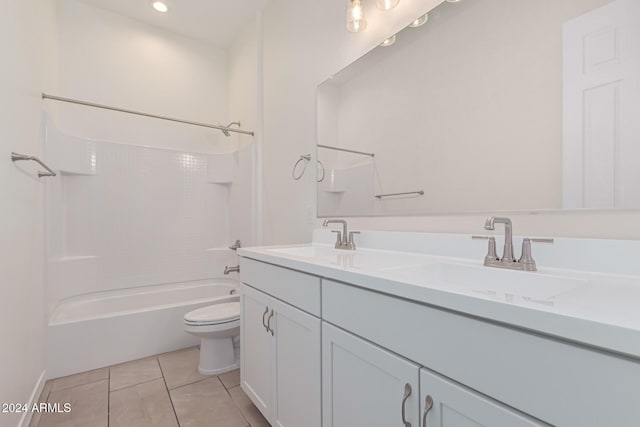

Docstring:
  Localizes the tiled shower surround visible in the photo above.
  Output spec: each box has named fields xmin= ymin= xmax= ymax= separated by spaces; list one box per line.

xmin=45 ymin=129 xmax=241 ymax=309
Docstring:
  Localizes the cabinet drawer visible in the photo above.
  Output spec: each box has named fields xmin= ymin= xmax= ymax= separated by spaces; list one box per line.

xmin=240 ymin=257 xmax=321 ymax=316
xmin=322 ymin=279 xmax=640 ymax=427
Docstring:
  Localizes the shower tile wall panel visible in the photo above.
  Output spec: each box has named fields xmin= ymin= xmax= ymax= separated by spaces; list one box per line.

xmin=49 ymin=138 xmax=235 ymax=302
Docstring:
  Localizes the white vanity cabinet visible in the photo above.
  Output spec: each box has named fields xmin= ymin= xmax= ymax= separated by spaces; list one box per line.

xmin=239 ymin=253 xmax=640 ymax=427
xmin=322 ymin=322 xmax=543 ymax=427
xmin=322 ymin=323 xmax=420 ymax=427
xmin=239 ymin=258 xmax=321 ymax=427
xmin=419 ymin=369 xmax=545 ymax=427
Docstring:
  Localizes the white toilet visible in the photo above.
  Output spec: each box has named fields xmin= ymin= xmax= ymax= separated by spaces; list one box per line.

xmin=184 ymin=301 xmax=241 ymax=375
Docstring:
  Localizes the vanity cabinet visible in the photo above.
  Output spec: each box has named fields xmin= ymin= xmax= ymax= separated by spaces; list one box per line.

xmin=419 ymin=369 xmax=544 ymax=427
xmin=239 ymin=255 xmax=640 ymax=427
xmin=239 ymin=284 xmax=274 ymax=417
xmin=239 ymin=260 xmax=321 ymax=427
xmin=322 ymin=322 xmax=543 ymax=427
xmin=322 ymin=323 xmax=420 ymax=427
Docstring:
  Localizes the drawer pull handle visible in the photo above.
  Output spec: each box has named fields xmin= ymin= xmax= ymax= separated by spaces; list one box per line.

xmin=267 ymin=309 xmax=275 ymax=336
xmin=262 ymin=307 xmax=269 ymax=332
xmin=402 ymin=383 xmax=412 ymax=427
xmin=422 ymin=395 xmax=433 ymax=427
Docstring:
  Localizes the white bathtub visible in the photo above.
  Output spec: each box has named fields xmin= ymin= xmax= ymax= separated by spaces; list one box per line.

xmin=47 ymin=279 xmax=239 ymax=379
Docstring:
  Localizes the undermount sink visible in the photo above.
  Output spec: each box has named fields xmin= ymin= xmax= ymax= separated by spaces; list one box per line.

xmin=381 ymin=262 xmax=586 ymax=300
xmin=267 ymin=246 xmax=340 ymax=258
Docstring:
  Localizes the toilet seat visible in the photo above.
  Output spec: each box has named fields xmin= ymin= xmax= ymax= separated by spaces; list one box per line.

xmin=184 ymin=302 xmax=240 ymax=326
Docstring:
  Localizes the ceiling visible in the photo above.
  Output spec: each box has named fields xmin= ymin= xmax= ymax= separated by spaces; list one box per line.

xmin=76 ymin=0 xmax=267 ymax=47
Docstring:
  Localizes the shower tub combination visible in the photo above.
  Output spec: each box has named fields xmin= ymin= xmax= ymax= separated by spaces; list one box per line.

xmin=47 ymin=279 xmax=239 ymax=379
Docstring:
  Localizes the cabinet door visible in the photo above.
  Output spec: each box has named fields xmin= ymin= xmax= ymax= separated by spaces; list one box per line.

xmin=420 ymin=369 xmax=547 ymax=427
xmin=323 ymin=323 xmax=420 ymax=427
xmin=240 ymin=284 xmax=274 ymax=421
xmin=271 ymin=298 xmax=321 ymax=427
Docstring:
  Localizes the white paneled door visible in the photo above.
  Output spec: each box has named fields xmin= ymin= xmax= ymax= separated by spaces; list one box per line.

xmin=563 ymin=0 xmax=640 ymax=208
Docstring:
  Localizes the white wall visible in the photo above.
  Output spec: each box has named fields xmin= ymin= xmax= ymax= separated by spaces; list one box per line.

xmin=261 ymin=0 xmax=640 ymax=242
xmin=262 ymin=0 xmax=443 ymax=244
xmin=229 ymin=17 xmax=261 ymax=247
xmin=0 ymin=1 xmax=56 ymax=426
xmin=50 ymin=0 xmax=233 ymax=154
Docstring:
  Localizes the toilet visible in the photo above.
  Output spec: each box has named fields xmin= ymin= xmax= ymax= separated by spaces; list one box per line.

xmin=184 ymin=301 xmax=241 ymax=375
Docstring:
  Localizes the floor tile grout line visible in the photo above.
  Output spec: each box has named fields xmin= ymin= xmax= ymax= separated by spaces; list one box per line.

xmin=48 ymin=375 xmax=109 ymax=394
xmin=167 ymin=376 xmax=213 ymax=392
xmin=219 ymin=377 xmax=251 ymax=427
xmin=109 ymin=375 xmax=164 ymax=393
xmin=157 ymin=357 xmax=182 ymax=427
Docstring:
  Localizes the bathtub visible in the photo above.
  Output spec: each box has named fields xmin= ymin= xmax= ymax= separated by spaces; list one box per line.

xmin=47 ymin=279 xmax=239 ymax=379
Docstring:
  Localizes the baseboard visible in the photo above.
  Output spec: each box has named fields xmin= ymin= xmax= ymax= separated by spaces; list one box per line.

xmin=17 ymin=370 xmax=46 ymax=427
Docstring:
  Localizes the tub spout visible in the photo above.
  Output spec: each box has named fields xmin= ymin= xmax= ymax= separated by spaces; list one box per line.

xmin=224 ymin=265 xmax=240 ymax=275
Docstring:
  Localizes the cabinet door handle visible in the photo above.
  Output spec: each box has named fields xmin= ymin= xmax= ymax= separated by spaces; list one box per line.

xmin=267 ymin=309 xmax=275 ymax=336
xmin=262 ymin=307 xmax=269 ymax=332
xmin=422 ymin=395 xmax=433 ymax=427
xmin=402 ymin=383 xmax=412 ymax=427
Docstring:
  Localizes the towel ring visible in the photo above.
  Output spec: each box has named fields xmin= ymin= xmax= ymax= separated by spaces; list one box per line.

xmin=292 ymin=154 xmax=325 ymax=182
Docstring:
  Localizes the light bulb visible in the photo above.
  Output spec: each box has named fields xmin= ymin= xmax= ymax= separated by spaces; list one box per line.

xmin=152 ymin=1 xmax=168 ymax=12
xmin=377 ymin=0 xmax=400 ymax=10
xmin=380 ymin=35 xmax=396 ymax=47
xmin=409 ymin=13 xmax=428 ymax=28
xmin=346 ymin=0 xmax=367 ymax=33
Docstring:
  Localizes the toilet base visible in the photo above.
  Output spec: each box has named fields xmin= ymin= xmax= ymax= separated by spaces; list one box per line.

xmin=198 ymin=336 xmax=240 ymax=375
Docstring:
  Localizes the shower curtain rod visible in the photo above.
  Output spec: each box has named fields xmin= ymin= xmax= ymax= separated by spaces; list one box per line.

xmin=42 ymin=93 xmax=255 ymax=136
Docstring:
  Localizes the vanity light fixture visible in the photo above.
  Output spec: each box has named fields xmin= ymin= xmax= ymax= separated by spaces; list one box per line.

xmin=380 ymin=34 xmax=397 ymax=47
xmin=377 ymin=0 xmax=400 ymax=10
xmin=152 ymin=1 xmax=168 ymax=13
xmin=409 ymin=13 xmax=428 ymax=28
xmin=346 ymin=0 xmax=367 ymax=33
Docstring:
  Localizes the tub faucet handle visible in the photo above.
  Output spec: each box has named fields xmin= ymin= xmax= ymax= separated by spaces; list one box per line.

xmin=229 ymin=240 xmax=242 ymax=251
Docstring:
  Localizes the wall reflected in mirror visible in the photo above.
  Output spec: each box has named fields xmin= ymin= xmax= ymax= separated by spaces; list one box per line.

xmin=316 ymin=0 xmax=640 ymax=217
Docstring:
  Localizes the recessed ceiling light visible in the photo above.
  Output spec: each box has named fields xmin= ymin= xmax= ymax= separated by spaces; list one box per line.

xmin=152 ymin=1 xmax=168 ymax=13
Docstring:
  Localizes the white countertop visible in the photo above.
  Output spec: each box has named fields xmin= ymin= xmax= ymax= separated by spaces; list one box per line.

xmin=238 ymin=238 xmax=640 ymax=360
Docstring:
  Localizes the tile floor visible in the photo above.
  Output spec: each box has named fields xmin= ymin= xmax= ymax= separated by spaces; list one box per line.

xmin=30 ymin=347 xmax=269 ymax=427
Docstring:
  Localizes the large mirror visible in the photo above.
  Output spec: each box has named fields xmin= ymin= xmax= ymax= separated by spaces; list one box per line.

xmin=317 ymin=0 xmax=640 ymax=217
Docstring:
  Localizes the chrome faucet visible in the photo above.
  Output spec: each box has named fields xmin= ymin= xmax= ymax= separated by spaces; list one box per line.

xmin=322 ymin=219 xmax=359 ymax=250
xmin=484 ymin=217 xmax=515 ymax=262
xmin=224 ymin=265 xmax=240 ymax=275
xmin=481 ymin=217 xmax=553 ymax=272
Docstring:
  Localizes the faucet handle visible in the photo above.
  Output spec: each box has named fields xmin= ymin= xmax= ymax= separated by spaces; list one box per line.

xmin=331 ymin=230 xmax=342 ymax=246
xmin=518 ymin=239 xmax=536 ymax=271
xmin=348 ymin=231 xmax=360 ymax=250
xmin=530 ymin=238 xmax=554 ymax=244
xmin=518 ymin=238 xmax=553 ymax=272
xmin=484 ymin=237 xmax=498 ymax=266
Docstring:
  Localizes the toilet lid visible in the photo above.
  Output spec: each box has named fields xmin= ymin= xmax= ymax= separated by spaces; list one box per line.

xmin=184 ymin=302 xmax=240 ymax=325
